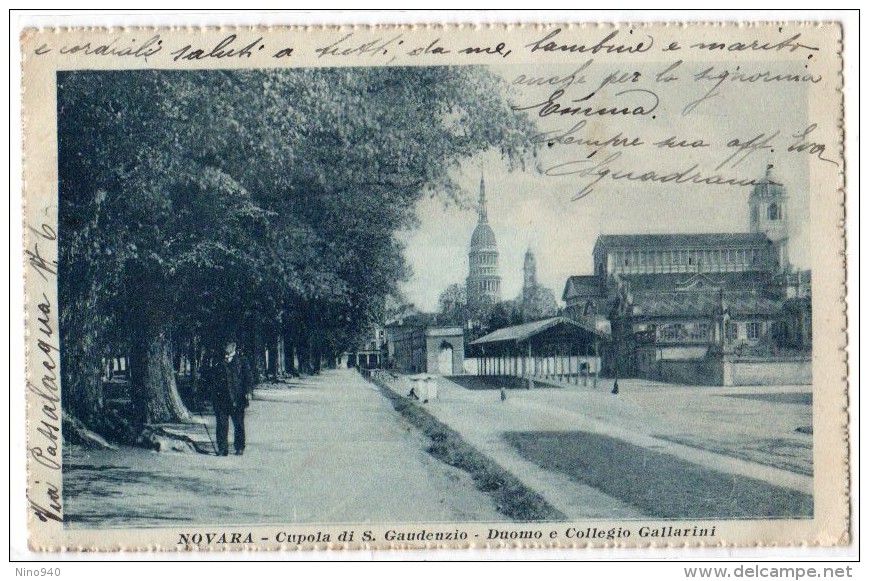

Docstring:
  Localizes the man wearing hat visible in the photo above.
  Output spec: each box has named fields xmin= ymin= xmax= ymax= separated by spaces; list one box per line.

xmin=211 ymin=338 xmax=254 ymax=456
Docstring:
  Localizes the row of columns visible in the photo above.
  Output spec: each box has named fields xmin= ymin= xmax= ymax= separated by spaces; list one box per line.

xmin=475 ymin=351 xmax=600 ymax=387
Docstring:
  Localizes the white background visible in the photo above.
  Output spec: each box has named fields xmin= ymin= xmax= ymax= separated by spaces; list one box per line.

xmin=5 ymin=5 xmax=861 ymax=575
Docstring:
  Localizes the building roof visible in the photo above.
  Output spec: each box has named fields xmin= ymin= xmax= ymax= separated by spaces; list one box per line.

xmin=562 ymin=275 xmax=602 ymax=301
xmin=630 ymin=292 xmax=782 ymax=318
xmin=384 ymin=312 xmax=440 ymax=328
xmin=564 ymin=271 xmax=775 ymax=301
xmin=470 ymin=316 xmax=607 ymax=346
xmin=424 ymin=326 xmax=464 ymax=337
xmin=617 ymin=271 xmax=774 ymax=293
xmin=595 ymin=233 xmax=771 ymax=251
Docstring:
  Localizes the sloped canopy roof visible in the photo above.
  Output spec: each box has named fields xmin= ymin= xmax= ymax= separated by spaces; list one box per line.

xmin=471 ymin=316 xmax=608 ymax=346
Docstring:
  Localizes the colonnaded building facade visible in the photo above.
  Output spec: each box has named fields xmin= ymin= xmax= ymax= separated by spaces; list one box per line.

xmin=563 ymin=166 xmax=812 ymax=386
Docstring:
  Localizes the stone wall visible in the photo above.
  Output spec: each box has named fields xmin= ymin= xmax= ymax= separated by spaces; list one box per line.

xmin=724 ymin=357 xmax=812 ymax=386
xmin=656 ymin=358 xmax=724 ymax=386
xmin=645 ymin=355 xmax=811 ymax=386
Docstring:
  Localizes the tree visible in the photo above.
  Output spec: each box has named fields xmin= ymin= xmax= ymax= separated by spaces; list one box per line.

xmin=521 ymin=286 xmax=560 ymax=322
xmin=437 ymin=283 xmax=468 ymax=325
xmin=59 ymin=70 xmax=285 ymax=425
xmin=487 ymin=302 xmax=512 ymax=332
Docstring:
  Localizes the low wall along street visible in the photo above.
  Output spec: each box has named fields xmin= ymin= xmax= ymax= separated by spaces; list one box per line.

xmin=654 ymin=356 xmax=811 ymax=387
xmin=656 ymin=358 xmax=724 ymax=386
xmin=725 ymin=357 xmax=812 ymax=386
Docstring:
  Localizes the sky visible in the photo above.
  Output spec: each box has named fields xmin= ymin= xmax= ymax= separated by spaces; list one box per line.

xmin=399 ymin=60 xmax=820 ymax=312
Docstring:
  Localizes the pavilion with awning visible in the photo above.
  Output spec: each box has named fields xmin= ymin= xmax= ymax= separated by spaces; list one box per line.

xmin=467 ymin=316 xmax=610 ymax=387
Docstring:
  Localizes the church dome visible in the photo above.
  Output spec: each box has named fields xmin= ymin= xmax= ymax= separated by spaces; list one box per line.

xmin=471 ymin=222 xmax=497 ymax=248
xmin=750 ymin=165 xmax=786 ymax=199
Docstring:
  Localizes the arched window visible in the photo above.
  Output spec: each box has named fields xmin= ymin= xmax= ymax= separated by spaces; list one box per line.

xmin=768 ymin=203 xmax=781 ymax=220
xmin=751 ymin=204 xmax=759 ymax=224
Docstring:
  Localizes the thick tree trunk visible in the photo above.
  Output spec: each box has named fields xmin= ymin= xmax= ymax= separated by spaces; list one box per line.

xmin=275 ymin=335 xmax=285 ymax=377
xmin=310 ymin=335 xmax=322 ymax=374
xmin=282 ymin=331 xmax=297 ymax=376
xmin=296 ymin=332 xmax=311 ymax=375
xmin=189 ymin=338 xmax=199 ymax=384
xmin=129 ymin=314 xmax=190 ymax=425
xmin=188 ymin=338 xmax=204 ymax=411
xmin=251 ymin=332 xmax=265 ymax=383
xmin=266 ymin=334 xmax=279 ymax=379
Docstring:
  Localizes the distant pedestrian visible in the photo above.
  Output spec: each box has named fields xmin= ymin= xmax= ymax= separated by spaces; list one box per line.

xmin=500 ymin=387 xmax=507 ymax=401
xmin=210 ymin=340 xmax=254 ymax=456
xmin=611 ymin=379 xmax=619 ymax=395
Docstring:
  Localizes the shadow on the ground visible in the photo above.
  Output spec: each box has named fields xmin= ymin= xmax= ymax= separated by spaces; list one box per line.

xmin=63 ymin=458 xmax=249 ymax=526
xmin=504 ymin=430 xmax=813 ymax=519
xmin=654 ymin=434 xmax=813 ymax=477
xmin=446 ymin=375 xmax=563 ymax=391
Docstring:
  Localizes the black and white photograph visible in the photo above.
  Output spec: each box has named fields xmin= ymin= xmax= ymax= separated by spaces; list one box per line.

xmin=19 ymin=20 xmax=848 ymax=553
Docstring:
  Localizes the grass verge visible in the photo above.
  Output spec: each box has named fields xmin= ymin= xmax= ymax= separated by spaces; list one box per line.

xmin=505 ymin=430 xmax=812 ymax=519
xmin=368 ymin=377 xmax=564 ymax=522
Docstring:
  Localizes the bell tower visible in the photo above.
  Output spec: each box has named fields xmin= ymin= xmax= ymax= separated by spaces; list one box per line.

xmin=523 ymin=248 xmax=537 ymax=301
xmin=749 ymin=165 xmax=789 ymax=272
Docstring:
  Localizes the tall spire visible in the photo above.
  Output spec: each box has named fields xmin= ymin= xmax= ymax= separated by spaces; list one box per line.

xmin=478 ymin=174 xmax=488 ymax=223
xmin=523 ymin=247 xmax=537 ymax=291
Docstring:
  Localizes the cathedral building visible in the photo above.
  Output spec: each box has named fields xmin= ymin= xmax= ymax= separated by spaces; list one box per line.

xmin=562 ymin=166 xmax=812 ymax=385
xmin=466 ymin=176 xmax=501 ymax=311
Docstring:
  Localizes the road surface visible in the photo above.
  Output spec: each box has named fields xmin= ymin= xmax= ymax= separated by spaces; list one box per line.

xmin=380 ymin=375 xmax=813 ymax=520
xmin=63 ymin=369 xmax=502 ymax=528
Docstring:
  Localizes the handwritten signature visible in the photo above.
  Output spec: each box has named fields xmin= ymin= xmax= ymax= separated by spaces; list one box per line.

xmin=545 ymin=151 xmax=766 ymax=201
xmin=513 ymin=88 xmax=659 ymax=119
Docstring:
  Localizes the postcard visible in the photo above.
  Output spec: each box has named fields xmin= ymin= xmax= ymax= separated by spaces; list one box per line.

xmin=21 ymin=20 xmax=847 ymax=551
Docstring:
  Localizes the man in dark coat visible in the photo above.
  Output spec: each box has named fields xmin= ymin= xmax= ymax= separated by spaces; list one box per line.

xmin=211 ymin=340 xmax=254 ymax=456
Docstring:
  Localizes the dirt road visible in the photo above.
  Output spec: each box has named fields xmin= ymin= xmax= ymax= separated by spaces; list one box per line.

xmin=63 ymin=369 xmax=502 ymax=528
